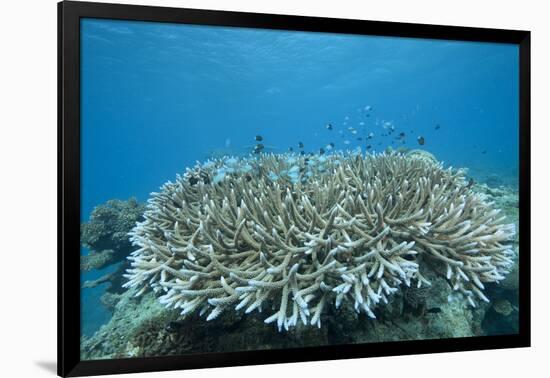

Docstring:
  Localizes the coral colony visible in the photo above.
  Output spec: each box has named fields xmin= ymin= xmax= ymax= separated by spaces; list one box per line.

xmin=123 ymin=151 xmax=515 ymax=332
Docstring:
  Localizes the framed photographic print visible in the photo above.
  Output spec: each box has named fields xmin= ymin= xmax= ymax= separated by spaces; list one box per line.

xmin=58 ymin=1 xmax=531 ymax=376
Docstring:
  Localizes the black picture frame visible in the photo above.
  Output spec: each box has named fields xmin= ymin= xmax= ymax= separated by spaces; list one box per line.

xmin=58 ymin=1 xmax=531 ymax=376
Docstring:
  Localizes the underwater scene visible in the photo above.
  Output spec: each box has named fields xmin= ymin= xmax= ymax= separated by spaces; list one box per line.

xmin=79 ymin=18 xmax=520 ymax=360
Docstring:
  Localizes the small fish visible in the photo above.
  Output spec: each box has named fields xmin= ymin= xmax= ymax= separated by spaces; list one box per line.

xmin=417 ymin=136 xmax=425 ymax=146
xmin=253 ymin=143 xmax=264 ymax=154
xmin=343 ymin=140 xmax=350 ymax=145
xmin=366 ymin=114 xmax=370 ymax=118
xmin=255 ymin=135 xmax=263 ymax=141
xmin=366 ymin=145 xmax=372 ymax=149
xmin=289 ymin=147 xmax=294 ymax=152
xmin=426 ymin=307 xmax=442 ymax=314
xmin=319 ymin=148 xmax=325 ymax=155
xmin=482 ymin=150 xmax=487 ymax=154
xmin=356 ymin=137 xmax=362 ymax=141
xmin=364 ymin=105 xmax=372 ymax=111
xmin=165 ymin=321 xmax=185 ymax=332
xmin=325 ymin=144 xmax=333 ymax=151
xmin=367 ymin=132 xmax=374 ymax=139
xmin=298 ymin=142 xmax=304 ymax=149
xmin=300 ymin=150 xmax=305 ymax=156
xmin=359 ymin=122 xmax=365 ymax=126
xmin=435 ymin=124 xmax=441 ymax=130
xmin=466 ymin=177 xmax=475 ymax=188
xmin=326 ymin=123 xmax=333 ymax=130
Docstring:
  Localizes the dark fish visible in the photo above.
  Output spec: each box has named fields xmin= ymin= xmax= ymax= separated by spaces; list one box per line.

xmin=255 ymin=135 xmax=263 ymax=141
xmin=356 ymin=137 xmax=363 ymax=141
xmin=481 ymin=150 xmax=487 ymax=154
xmin=417 ymin=136 xmax=425 ymax=146
xmin=398 ymin=132 xmax=405 ymax=138
xmin=300 ymin=150 xmax=305 ymax=155
xmin=366 ymin=114 xmax=370 ymax=118
xmin=326 ymin=123 xmax=333 ymax=130
xmin=426 ymin=307 xmax=442 ymax=314
xmin=253 ymin=143 xmax=264 ymax=154
xmin=366 ymin=145 xmax=372 ymax=149
xmin=165 ymin=321 xmax=185 ymax=332
xmin=329 ymin=142 xmax=335 ymax=148
xmin=319 ymin=148 xmax=325 ymax=155
xmin=289 ymin=147 xmax=294 ymax=152
xmin=435 ymin=124 xmax=441 ymax=130
xmin=466 ymin=177 xmax=475 ymax=189
xmin=298 ymin=142 xmax=304 ymax=149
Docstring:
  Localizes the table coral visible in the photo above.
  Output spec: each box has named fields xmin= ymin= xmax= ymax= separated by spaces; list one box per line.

xmin=123 ymin=152 xmax=516 ymax=331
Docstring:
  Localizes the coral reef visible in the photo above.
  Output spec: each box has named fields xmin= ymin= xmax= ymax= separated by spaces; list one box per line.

xmin=82 ymin=264 xmax=489 ymax=360
xmin=123 ymin=152 xmax=516 ymax=331
xmin=81 ymin=198 xmax=146 ymax=268
xmin=81 ymin=198 xmax=146 ymax=292
xmin=81 ymin=250 xmax=115 ymax=272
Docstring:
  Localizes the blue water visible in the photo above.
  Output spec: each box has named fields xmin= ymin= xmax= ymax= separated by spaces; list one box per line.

xmin=80 ymin=18 xmax=519 ymax=336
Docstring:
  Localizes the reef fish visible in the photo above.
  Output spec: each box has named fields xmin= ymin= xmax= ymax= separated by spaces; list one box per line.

xmin=253 ymin=143 xmax=265 ymax=154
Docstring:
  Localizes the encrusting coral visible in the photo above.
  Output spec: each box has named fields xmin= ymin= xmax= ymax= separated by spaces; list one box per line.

xmin=123 ymin=151 xmax=516 ymax=331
